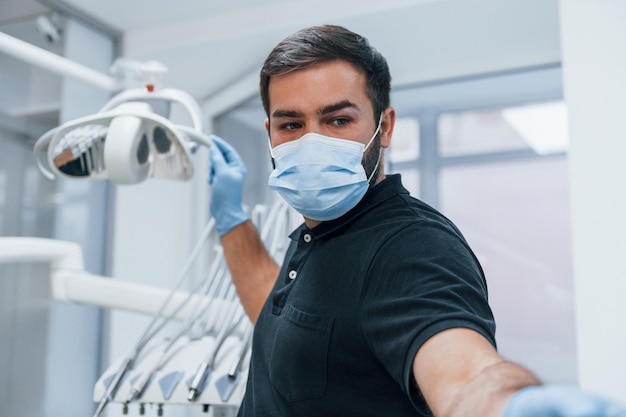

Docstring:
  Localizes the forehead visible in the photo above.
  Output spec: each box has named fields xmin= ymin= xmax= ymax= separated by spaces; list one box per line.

xmin=267 ymin=60 xmax=372 ymax=115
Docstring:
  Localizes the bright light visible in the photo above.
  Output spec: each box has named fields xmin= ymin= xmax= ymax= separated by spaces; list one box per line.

xmin=502 ymin=101 xmax=569 ymax=155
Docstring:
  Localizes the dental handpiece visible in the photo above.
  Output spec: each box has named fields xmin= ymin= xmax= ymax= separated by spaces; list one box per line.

xmin=93 ymin=356 xmax=134 ymax=417
xmin=126 ymin=258 xmax=228 ymax=403
xmin=227 ymin=323 xmax=253 ymax=379
xmin=188 ymin=304 xmax=244 ymax=401
xmin=187 ymin=361 xmax=211 ymax=401
xmin=126 ymin=371 xmax=150 ymax=403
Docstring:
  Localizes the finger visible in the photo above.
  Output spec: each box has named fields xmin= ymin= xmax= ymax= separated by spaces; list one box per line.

xmin=210 ymin=135 xmax=234 ymax=156
xmin=210 ymin=135 xmax=244 ymax=167
xmin=207 ymin=144 xmax=226 ymax=185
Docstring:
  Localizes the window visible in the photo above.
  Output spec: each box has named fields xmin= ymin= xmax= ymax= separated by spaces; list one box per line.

xmin=388 ymin=68 xmax=575 ymax=383
xmin=387 ymin=116 xmax=420 ymax=197
xmin=440 ymin=157 xmax=575 ymax=382
xmin=439 ymin=101 xmax=569 ymax=157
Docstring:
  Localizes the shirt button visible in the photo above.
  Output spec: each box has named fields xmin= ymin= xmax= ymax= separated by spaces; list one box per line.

xmin=288 ymin=270 xmax=297 ymax=280
xmin=303 ymin=233 xmax=312 ymax=243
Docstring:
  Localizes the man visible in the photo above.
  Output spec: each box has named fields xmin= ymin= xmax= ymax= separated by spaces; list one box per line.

xmin=207 ymin=25 xmax=625 ymax=417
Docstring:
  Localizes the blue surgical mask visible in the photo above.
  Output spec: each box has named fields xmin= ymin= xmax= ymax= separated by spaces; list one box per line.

xmin=268 ymin=115 xmax=382 ymax=221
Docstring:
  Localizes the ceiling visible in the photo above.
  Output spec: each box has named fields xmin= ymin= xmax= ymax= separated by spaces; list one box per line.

xmin=0 ymin=0 xmax=562 ymax=139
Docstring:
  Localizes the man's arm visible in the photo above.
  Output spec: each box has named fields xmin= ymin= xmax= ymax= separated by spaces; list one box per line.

xmin=207 ymin=135 xmax=278 ymax=322
xmin=220 ymin=221 xmax=279 ymax=323
xmin=413 ymin=328 xmax=626 ymax=417
xmin=413 ymin=328 xmax=538 ymax=417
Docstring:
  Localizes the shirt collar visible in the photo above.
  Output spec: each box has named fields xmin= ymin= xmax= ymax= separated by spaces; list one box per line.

xmin=288 ymin=174 xmax=408 ymax=241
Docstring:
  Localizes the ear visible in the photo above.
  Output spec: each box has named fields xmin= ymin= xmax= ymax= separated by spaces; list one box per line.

xmin=379 ymin=107 xmax=396 ymax=149
xmin=265 ymin=118 xmax=276 ymax=169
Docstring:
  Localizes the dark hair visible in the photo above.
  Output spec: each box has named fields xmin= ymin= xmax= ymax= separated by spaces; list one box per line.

xmin=260 ymin=25 xmax=391 ymax=120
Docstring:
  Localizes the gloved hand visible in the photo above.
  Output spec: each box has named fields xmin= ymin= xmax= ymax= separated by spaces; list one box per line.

xmin=207 ymin=135 xmax=248 ymax=236
xmin=503 ymin=384 xmax=626 ymax=417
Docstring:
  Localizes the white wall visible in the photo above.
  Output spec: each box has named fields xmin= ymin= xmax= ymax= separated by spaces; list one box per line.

xmin=559 ymin=0 xmax=626 ymax=401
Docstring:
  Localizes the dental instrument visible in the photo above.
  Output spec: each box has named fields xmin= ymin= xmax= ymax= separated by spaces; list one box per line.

xmin=215 ymin=321 xmax=254 ymax=402
xmin=0 ymin=197 xmax=295 ymax=415
xmin=188 ymin=286 xmax=246 ymax=402
xmin=125 ymin=290 xmax=212 ymax=403
xmin=125 ymin=256 xmax=231 ymax=404
xmin=92 ymin=217 xmax=217 ymax=417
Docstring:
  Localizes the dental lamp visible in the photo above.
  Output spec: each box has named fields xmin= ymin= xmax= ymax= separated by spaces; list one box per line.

xmin=33 ymin=61 xmax=212 ymax=185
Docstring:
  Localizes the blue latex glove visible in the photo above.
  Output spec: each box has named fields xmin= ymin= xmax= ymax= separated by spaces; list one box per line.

xmin=503 ymin=385 xmax=626 ymax=417
xmin=207 ymin=135 xmax=248 ymax=236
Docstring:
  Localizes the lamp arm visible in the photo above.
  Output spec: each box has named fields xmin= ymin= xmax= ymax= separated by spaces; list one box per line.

xmin=99 ymin=88 xmax=205 ymax=132
xmin=0 ymin=237 xmax=84 ymax=270
xmin=0 ymin=32 xmax=119 ymax=92
xmin=0 ymin=237 xmax=213 ymax=321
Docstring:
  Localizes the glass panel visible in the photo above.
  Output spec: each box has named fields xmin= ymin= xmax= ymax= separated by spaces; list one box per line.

xmin=440 ymin=157 xmax=576 ymax=383
xmin=502 ymin=101 xmax=569 ymax=155
xmin=439 ymin=100 xmax=568 ymax=156
xmin=387 ymin=116 xmax=420 ymax=198
xmin=0 ymin=132 xmax=58 ymax=417
xmin=0 ymin=171 xmax=5 ymax=233
xmin=388 ymin=116 xmax=420 ymax=163
xmin=20 ymin=166 xmax=42 ymax=237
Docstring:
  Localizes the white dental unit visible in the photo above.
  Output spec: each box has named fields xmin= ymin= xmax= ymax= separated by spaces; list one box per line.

xmin=0 ymin=30 xmax=294 ymax=417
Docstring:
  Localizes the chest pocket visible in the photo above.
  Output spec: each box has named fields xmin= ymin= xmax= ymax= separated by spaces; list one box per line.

xmin=269 ymin=304 xmax=334 ymax=402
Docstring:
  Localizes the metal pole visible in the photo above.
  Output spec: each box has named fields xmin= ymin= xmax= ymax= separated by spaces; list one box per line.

xmin=0 ymin=31 xmax=119 ymax=92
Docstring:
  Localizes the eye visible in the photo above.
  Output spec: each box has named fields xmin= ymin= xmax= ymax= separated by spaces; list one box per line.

xmin=330 ymin=117 xmax=350 ymax=127
xmin=279 ymin=121 xmax=302 ymax=131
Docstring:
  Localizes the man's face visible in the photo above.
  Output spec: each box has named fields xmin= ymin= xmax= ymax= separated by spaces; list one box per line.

xmin=266 ymin=60 xmax=380 ymax=150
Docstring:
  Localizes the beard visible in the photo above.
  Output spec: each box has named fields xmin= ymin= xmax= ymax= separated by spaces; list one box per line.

xmin=362 ymin=134 xmax=382 ymax=185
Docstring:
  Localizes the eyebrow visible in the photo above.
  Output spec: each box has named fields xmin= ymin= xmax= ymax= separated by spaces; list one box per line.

xmin=271 ymin=109 xmax=302 ymax=119
xmin=319 ymin=100 xmax=359 ymax=116
xmin=271 ymin=100 xmax=359 ymax=119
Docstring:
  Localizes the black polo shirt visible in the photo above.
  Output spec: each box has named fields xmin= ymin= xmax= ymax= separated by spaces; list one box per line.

xmin=237 ymin=174 xmax=496 ymax=417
